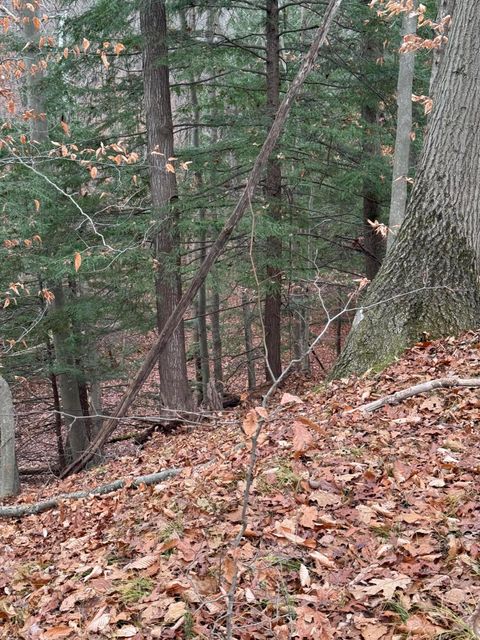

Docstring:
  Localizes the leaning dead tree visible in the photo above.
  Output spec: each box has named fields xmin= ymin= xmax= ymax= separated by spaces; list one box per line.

xmin=60 ymin=0 xmax=343 ymax=478
xmin=0 ymin=375 xmax=20 ymax=498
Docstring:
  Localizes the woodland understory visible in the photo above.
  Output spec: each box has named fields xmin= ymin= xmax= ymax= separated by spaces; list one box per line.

xmin=2 ymin=0 xmax=480 ymax=638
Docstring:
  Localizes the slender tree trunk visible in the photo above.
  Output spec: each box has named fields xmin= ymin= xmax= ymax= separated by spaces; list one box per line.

xmin=140 ymin=0 xmax=193 ymax=411
xmin=361 ymin=14 xmax=384 ymax=280
xmin=51 ymin=286 xmax=88 ymax=460
xmin=242 ymin=293 xmax=257 ymax=390
xmin=0 ymin=376 xmax=19 ymax=497
xmin=332 ymin=3 xmax=480 ymax=377
xmin=263 ymin=0 xmax=283 ymax=382
xmin=387 ymin=0 xmax=418 ymax=250
xmin=46 ymin=340 xmax=67 ymax=470
xmin=210 ymin=289 xmax=224 ymax=392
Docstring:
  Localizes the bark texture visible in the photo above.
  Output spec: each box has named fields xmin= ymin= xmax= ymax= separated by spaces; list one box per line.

xmin=141 ymin=0 xmax=193 ymax=411
xmin=387 ymin=0 xmax=418 ymax=250
xmin=263 ymin=0 xmax=283 ymax=381
xmin=0 ymin=376 xmax=19 ymax=498
xmin=333 ymin=3 xmax=480 ymax=377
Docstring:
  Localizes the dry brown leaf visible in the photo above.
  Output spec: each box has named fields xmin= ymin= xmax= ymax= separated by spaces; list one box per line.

xmin=281 ymin=392 xmax=304 ymax=405
xmin=360 ymin=623 xmax=389 ymax=640
xmin=124 ymin=554 xmax=157 ymax=570
xmin=42 ymin=627 xmax=73 ymax=639
xmin=164 ymin=601 xmax=187 ymax=625
xmin=115 ymin=625 xmax=138 ymax=637
xmin=293 ymin=422 xmax=313 ymax=456
xmin=242 ymin=409 xmax=257 ymax=438
xmin=87 ymin=611 xmax=110 ymax=633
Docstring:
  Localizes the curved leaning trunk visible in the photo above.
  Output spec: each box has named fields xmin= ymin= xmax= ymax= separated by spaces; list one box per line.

xmin=333 ymin=3 xmax=480 ymax=377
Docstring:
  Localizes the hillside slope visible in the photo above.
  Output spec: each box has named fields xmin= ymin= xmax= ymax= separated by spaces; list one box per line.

xmin=1 ymin=332 xmax=480 ymax=639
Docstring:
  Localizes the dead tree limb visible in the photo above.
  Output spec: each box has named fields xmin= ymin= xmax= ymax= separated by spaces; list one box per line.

xmin=350 ymin=377 xmax=480 ymax=413
xmin=0 ymin=468 xmax=180 ymax=518
xmin=60 ymin=0 xmax=343 ymax=478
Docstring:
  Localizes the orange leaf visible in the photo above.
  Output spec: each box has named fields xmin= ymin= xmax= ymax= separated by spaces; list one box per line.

xmin=43 ymin=627 xmax=73 ymax=639
xmin=34 ymin=199 xmax=40 ymax=212
xmin=242 ymin=409 xmax=257 ymax=438
xmin=292 ymin=422 xmax=313 ymax=456
xmin=82 ymin=38 xmax=90 ymax=52
xmin=74 ymin=252 xmax=82 ymax=272
xmin=165 ymin=162 xmax=175 ymax=173
xmin=60 ymin=120 xmax=70 ymax=136
xmin=90 ymin=166 xmax=98 ymax=179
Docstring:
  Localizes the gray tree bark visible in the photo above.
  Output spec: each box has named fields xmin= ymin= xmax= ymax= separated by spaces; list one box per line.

xmin=332 ymin=3 xmax=480 ymax=377
xmin=51 ymin=286 xmax=88 ymax=460
xmin=0 ymin=376 xmax=19 ymax=498
xmin=141 ymin=0 xmax=193 ymax=411
xmin=242 ymin=293 xmax=257 ymax=390
xmin=429 ymin=0 xmax=455 ymax=97
xmin=361 ymin=6 xmax=384 ymax=280
xmin=263 ymin=0 xmax=283 ymax=381
xmin=387 ymin=0 xmax=418 ymax=250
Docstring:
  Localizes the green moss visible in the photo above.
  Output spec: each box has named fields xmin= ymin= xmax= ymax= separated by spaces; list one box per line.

xmin=117 ymin=577 xmax=154 ymax=604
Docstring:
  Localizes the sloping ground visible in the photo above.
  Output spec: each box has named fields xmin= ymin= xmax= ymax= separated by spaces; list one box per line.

xmin=1 ymin=332 xmax=480 ymax=639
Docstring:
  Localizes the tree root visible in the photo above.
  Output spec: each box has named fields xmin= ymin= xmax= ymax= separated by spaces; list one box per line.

xmin=0 ymin=468 xmax=180 ymax=519
xmin=350 ymin=377 xmax=480 ymax=413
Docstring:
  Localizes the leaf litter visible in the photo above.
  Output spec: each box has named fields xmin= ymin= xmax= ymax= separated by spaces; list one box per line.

xmin=1 ymin=331 xmax=480 ymax=638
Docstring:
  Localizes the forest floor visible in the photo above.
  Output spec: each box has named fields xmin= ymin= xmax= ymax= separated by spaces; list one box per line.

xmin=1 ymin=331 xmax=480 ymax=639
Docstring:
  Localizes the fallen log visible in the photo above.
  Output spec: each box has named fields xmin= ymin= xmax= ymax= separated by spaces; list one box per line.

xmin=0 ymin=468 xmax=180 ymax=519
xmin=350 ymin=377 xmax=480 ymax=413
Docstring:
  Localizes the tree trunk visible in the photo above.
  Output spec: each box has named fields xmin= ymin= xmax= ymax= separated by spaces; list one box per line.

xmin=429 ymin=0 xmax=456 ymax=97
xmin=140 ymin=0 xmax=193 ymax=411
xmin=51 ymin=286 xmax=88 ymax=460
xmin=242 ymin=293 xmax=257 ymax=390
xmin=387 ymin=0 xmax=418 ymax=250
xmin=332 ymin=3 xmax=480 ymax=378
xmin=59 ymin=0 xmax=344 ymax=478
xmin=263 ymin=0 xmax=283 ymax=382
xmin=210 ymin=289 xmax=224 ymax=392
xmin=0 ymin=376 xmax=19 ymax=498
xmin=361 ymin=14 xmax=384 ymax=280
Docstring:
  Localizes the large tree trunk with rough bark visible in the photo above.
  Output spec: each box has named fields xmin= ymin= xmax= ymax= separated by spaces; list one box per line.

xmin=0 ymin=376 xmax=19 ymax=498
xmin=263 ymin=0 xmax=283 ymax=382
xmin=332 ymin=3 xmax=480 ymax=377
xmin=141 ymin=0 xmax=193 ymax=411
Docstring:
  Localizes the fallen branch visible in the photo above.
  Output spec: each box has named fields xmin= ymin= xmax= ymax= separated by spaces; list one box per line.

xmin=351 ymin=377 xmax=480 ymax=413
xmin=0 ymin=468 xmax=180 ymax=519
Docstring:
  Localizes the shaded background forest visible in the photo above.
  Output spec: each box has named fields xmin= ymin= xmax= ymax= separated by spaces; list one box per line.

xmin=0 ymin=0 xmax=437 ymax=473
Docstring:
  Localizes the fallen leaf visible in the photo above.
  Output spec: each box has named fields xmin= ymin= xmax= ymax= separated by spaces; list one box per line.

xmin=164 ymin=601 xmax=187 ymax=625
xmin=43 ymin=627 xmax=73 ymax=639
xmin=281 ymin=392 xmax=304 ymax=405
xmin=299 ymin=564 xmax=311 ymax=587
xmin=360 ymin=623 xmax=389 ymax=640
xmin=293 ymin=422 xmax=313 ymax=456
